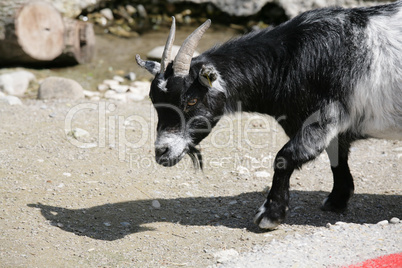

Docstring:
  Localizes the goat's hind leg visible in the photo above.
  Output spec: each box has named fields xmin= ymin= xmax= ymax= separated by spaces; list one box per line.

xmin=254 ymin=105 xmax=342 ymax=229
xmin=322 ymin=137 xmax=354 ymax=212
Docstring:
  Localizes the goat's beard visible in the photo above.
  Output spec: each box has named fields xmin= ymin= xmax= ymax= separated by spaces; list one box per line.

xmin=188 ymin=146 xmax=203 ymax=170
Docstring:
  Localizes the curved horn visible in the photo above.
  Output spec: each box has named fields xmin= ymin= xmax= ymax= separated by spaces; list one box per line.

xmin=160 ymin=17 xmax=176 ymax=73
xmin=136 ymin=54 xmax=160 ymax=75
xmin=173 ymin=19 xmax=211 ymax=77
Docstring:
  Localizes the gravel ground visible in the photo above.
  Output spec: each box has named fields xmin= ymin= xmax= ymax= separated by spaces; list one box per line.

xmin=0 ymin=98 xmax=400 ymax=267
xmin=217 ymin=221 xmax=401 ymax=267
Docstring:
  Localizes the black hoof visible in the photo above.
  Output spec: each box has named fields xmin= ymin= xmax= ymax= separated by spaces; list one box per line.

xmin=253 ymin=200 xmax=286 ymax=230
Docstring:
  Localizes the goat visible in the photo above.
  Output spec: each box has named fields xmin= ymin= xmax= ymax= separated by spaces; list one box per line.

xmin=136 ymin=1 xmax=402 ymax=230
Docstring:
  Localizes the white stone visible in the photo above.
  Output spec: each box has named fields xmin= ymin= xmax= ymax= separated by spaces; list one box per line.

xmin=69 ymin=128 xmax=90 ymax=139
xmin=335 ymin=221 xmax=347 ymax=226
xmin=213 ymin=249 xmax=239 ymax=263
xmin=129 ymin=81 xmax=150 ymax=97
xmin=110 ymin=84 xmax=129 ymax=93
xmin=0 ymin=71 xmax=35 ymax=96
xmin=254 ymin=171 xmax=271 ymax=178
xmin=97 ymin=84 xmax=109 ymax=91
xmin=0 ymin=95 xmax=22 ymax=105
xmin=126 ymin=92 xmax=145 ymax=101
xmin=377 ymin=220 xmax=389 ymax=225
xmin=127 ymin=81 xmax=150 ymax=101
xmin=112 ymin=75 xmax=125 ymax=83
xmin=125 ymin=72 xmax=136 ymax=81
xmin=237 ymin=165 xmax=249 ymax=175
xmin=102 ymin=79 xmax=120 ymax=87
xmin=104 ymin=90 xmax=127 ymax=102
xmin=100 ymin=8 xmax=114 ymax=20
xmin=126 ymin=5 xmax=136 ymax=15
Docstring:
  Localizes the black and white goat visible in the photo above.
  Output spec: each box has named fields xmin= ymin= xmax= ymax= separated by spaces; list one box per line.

xmin=136 ymin=1 xmax=402 ymax=229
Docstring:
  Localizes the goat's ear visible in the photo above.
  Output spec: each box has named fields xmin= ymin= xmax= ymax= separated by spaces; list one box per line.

xmin=136 ymin=54 xmax=161 ymax=75
xmin=198 ymin=65 xmax=218 ymax=88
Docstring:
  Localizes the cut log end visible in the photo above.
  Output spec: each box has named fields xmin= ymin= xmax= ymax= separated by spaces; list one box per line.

xmin=16 ymin=1 xmax=65 ymax=61
xmin=59 ymin=18 xmax=95 ymax=65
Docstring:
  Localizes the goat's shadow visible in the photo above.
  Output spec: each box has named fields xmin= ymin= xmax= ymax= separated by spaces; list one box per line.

xmin=28 ymin=191 xmax=401 ymax=241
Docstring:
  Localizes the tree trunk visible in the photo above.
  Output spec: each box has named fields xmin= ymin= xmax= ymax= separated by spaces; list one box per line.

xmin=53 ymin=18 xmax=95 ymax=65
xmin=0 ymin=0 xmax=95 ymax=67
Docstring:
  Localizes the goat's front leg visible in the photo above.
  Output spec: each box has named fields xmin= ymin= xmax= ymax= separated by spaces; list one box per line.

xmin=322 ymin=137 xmax=354 ymax=212
xmin=253 ymin=155 xmax=293 ymax=229
xmin=254 ymin=109 xmax=340 ymax=229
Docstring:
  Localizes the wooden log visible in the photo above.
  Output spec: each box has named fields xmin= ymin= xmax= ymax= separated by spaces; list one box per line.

xmin=53 ymin=18 xmax=95 ymax=65
xmin=0 ymin=0 xmax=95 ymax=67
xmin=0 ymin=1 xmax=65 ymax=65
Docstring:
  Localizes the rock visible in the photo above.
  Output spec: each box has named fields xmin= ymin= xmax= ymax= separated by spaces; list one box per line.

xmin=147 ymin=45 xmax=199 ymax=61
xmin=108 ymin=26 xmax=138 ymax=38
xmin=97 ymin=84 xmax=109 ymax=91
xmin=390 ymin=217 xmax=400 ymax=224
xmin=120 ymin=222 xmax=131 ymax=227
xmin=102 ymin=79 xmax=120 ymax=88
xmin=152 ymin=200 xmax=161 ymax=209
xmin=38 ymin=77 xmax=84 ymax=100
xmin=213 ymin=249 xmax=239 ymax=263
xmin=254 ymin=171 xmax=271 ymax=178
xmin=0 ymin=71 xmax=35 ymax=96
xmin=100 ymin=8 xmax=114 ymax=21
xmin=104 ymin=90 xmax=127 ymax=102
xmin=377 ymin=220 xmax=389 ymax=225
xmin=126 ymin=5 xmax=136 ymax=15
xmin=0 ymin=95 xmax=22 ymax=105
xmin=110 ymin=84 xmax=129 ymax=93
xmin=126 ymin=92 xmax=145 ymax=102
xmin=236 ymin=165 xmax=250 ymax=177
xmin=112 ymin=75 xmax=125 ymax=83
xmin=335 ymin=221 xmax=347 ymax=226
xmin=136 ymin=4 xmax=147 ymax=18
xmin=125 ymin=72 xmax=136 ymax=81
xmin=95 ymin=16 xmax=108 ymax=26
xmin=128 ymin=81 xmax=150 ymax=101
xmin=69 ymin=128 xmax=90 ymax=139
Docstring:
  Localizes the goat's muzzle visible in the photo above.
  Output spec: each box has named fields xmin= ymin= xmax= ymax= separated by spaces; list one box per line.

xmin=154 ymin=142 xmax=203 ymax=170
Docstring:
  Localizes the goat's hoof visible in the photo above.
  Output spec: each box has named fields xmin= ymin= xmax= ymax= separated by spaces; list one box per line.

xmin=321 ymin=197 xmax=348 ymax=212
xmin=253 ymin=201 xmax=283 ymax=230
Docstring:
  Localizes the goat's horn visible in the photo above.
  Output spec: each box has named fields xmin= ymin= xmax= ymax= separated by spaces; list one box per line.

xmin=136 ymin=54 xmax=161 ymax=75
xmin=173 ymin=19 xmax=211 ymax=77
xmin=160 ymin=17 xmax=176 ymax=73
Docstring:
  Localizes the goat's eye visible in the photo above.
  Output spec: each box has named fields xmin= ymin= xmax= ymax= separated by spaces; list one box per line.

xmin=187 ymin=98 xmax=198 ymax=106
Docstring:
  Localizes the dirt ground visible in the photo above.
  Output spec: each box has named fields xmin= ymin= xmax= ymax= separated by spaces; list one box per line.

xmin=0 ymin=28 xmax=401 ymax=267
xmin=0 ymin=97 xmax=400 ymax=267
